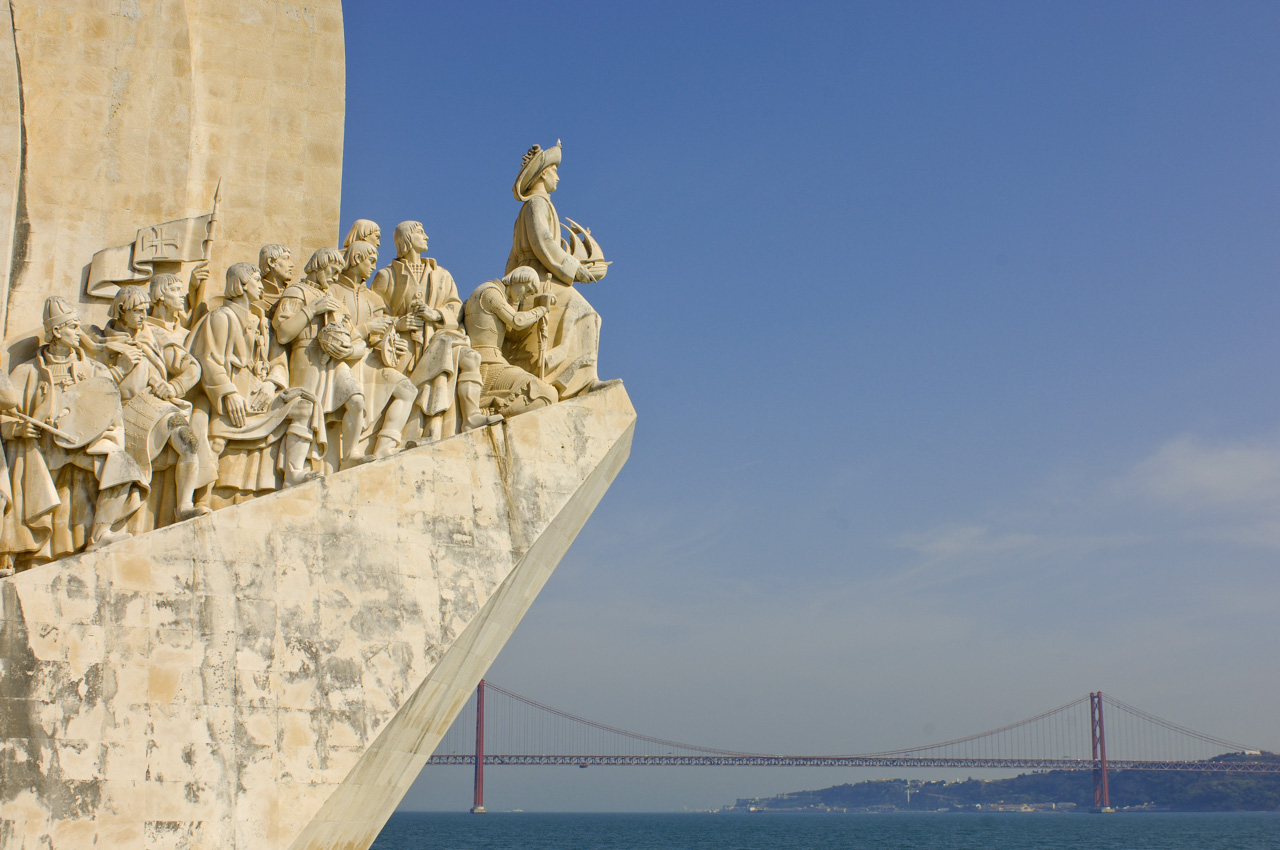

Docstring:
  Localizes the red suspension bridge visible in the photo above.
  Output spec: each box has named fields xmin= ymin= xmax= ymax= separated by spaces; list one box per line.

xmin=427 ymin=681 xmax=1277 ymax=813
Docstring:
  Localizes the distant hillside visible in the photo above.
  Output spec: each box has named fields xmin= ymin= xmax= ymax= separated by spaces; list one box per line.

xmin=728 ymin=753 xmax=1280 ymax=813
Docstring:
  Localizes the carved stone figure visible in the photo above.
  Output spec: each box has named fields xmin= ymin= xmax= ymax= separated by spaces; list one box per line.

xmin=343 ymin=218 xmax=381 ymax=251
xmin=0 ymin=369 xmax=20 ymax=575
xmin=98 ymin=286 xmax=215 ymax=526
xmin=258 ymin=243 xmax=295 ymax=310
xmin=0 ymin=141 xmax=625 ymax=571
xmin=186 ymin=263 xmax=320 ymax=505
xmin=146 ymin=272 xmax=192 ymax=347
xmin=371 ymin=221 xmax=499 ymax=443
xmin=0 ymin=0 xmax=345 ymax=347
xmin=506 ymin=142 xmax=617 ymax=399
xmin=330 ymin=240 xmax=415 ymax=464
xmin=2 ymin=297 xmax=147 ymax=565
xmin=462 ymin=266 xmax=558 ymax=417
xmin=186 ymin=259 xmax=216 ymax=328
xmin=273 ymin=246 xmax=366 ymax=470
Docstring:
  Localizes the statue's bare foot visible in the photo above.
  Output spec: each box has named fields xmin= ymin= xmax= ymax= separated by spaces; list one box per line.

xmin=176 ymin=504 xmax=213 ymax=521
xmin=0 ymin=568 xmax=13 ymax=578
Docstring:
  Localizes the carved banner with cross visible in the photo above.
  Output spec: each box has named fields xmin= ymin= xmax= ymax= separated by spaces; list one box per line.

xmin=85 ymin=210 xmax=215 ymax=299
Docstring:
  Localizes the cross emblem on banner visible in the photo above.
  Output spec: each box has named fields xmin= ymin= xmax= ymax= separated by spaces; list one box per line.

xmin=137 ymin=226 xmax=183 ymax=260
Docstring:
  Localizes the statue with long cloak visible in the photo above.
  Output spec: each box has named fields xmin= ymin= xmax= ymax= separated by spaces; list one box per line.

xmin=504 ymin=142 xmax=617 ymax=400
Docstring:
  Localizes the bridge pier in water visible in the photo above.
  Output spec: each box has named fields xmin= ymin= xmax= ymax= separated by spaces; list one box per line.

xmin=472 ymin=680 xmax=487 ymax=813
xmin=1090 ymin=691 xmax=1115 ymax=813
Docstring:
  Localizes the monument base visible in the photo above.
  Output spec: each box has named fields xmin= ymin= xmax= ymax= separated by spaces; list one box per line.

xmin=0 ymin=385 xmax=635 ymax=850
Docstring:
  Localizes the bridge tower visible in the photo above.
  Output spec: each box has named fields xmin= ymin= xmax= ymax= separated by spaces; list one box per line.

xmin=1090 ymin=691 xmax=1114 ymax=812
xmin=471 ymin=680 xmax=487 ymax=814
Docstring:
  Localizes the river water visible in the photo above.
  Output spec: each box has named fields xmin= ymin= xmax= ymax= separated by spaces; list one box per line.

xmin=371 ymin=811 xmax=1280 ymax=849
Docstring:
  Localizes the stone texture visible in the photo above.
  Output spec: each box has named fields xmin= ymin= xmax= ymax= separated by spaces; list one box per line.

xmin=0 ymin=11 xmax=20 ymax=333
xmin=0 ymin=0 xmax=345 ymax=335
xmin=0 ymin=384 xmax=636 ymax=849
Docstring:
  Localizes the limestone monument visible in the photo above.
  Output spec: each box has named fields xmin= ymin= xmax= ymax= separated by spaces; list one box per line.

xmin=0 ymin=3 xmax=634 ymax=848
xmin=0 ymin=1 xmax=346 ymax=335
xmin=506 ymin=142 xmax=618 ymax=400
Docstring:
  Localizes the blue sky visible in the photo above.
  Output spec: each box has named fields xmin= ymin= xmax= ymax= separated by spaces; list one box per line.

xmin=340 ymin=1 xmax=1280 ymax=811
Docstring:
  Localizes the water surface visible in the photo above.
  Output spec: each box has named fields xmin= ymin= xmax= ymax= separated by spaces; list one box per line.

xmin=372 ymin=811 xmax=1280 ymax=849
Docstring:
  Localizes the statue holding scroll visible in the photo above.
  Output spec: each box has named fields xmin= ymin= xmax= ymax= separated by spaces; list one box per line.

xmin=186 ymin=263 xmax=321 ymax=504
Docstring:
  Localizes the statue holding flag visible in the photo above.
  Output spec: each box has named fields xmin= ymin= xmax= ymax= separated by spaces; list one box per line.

xmin=85 ymin=184 xmax=220 ymax=304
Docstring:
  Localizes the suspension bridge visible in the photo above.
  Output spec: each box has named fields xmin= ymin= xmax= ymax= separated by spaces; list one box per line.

xmin=427 ymin=681 xmax=1277 ymax=812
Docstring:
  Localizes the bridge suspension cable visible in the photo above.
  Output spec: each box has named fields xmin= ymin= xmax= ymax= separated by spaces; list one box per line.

xmin=480 ymin=681 xmax=767 ymax=757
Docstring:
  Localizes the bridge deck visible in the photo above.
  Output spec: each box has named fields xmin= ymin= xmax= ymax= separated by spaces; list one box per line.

xmin=427 ymin=755 xmax=1280 ymax=772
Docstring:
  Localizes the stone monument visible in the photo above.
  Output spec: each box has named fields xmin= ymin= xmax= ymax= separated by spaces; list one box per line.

xmin=0 ymin=4 xmax=634 ymax=848
xmin=0 ymin=0 xmax=346 ymax=335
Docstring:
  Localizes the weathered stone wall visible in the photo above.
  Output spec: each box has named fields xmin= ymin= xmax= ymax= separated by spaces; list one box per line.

xmin=0 ymin=10 xmax=20 ymax=335
xmin=0 ymin=385 xmax=636 ymax=849
xmin=0 ymin=0 xmax=345 ymax=335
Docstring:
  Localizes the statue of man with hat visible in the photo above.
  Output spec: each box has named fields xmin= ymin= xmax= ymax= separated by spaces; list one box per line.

xmin=504 ymin=141 xmax=619 ymax=400
xmin=2 ymin=296 xmax=148 ymax=566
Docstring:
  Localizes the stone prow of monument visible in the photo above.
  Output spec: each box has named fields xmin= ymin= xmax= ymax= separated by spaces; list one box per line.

xmin=0 ymin=384 xmax=635 ymax=848
xmin=0 ymin=3 xmax=635 ymax=845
